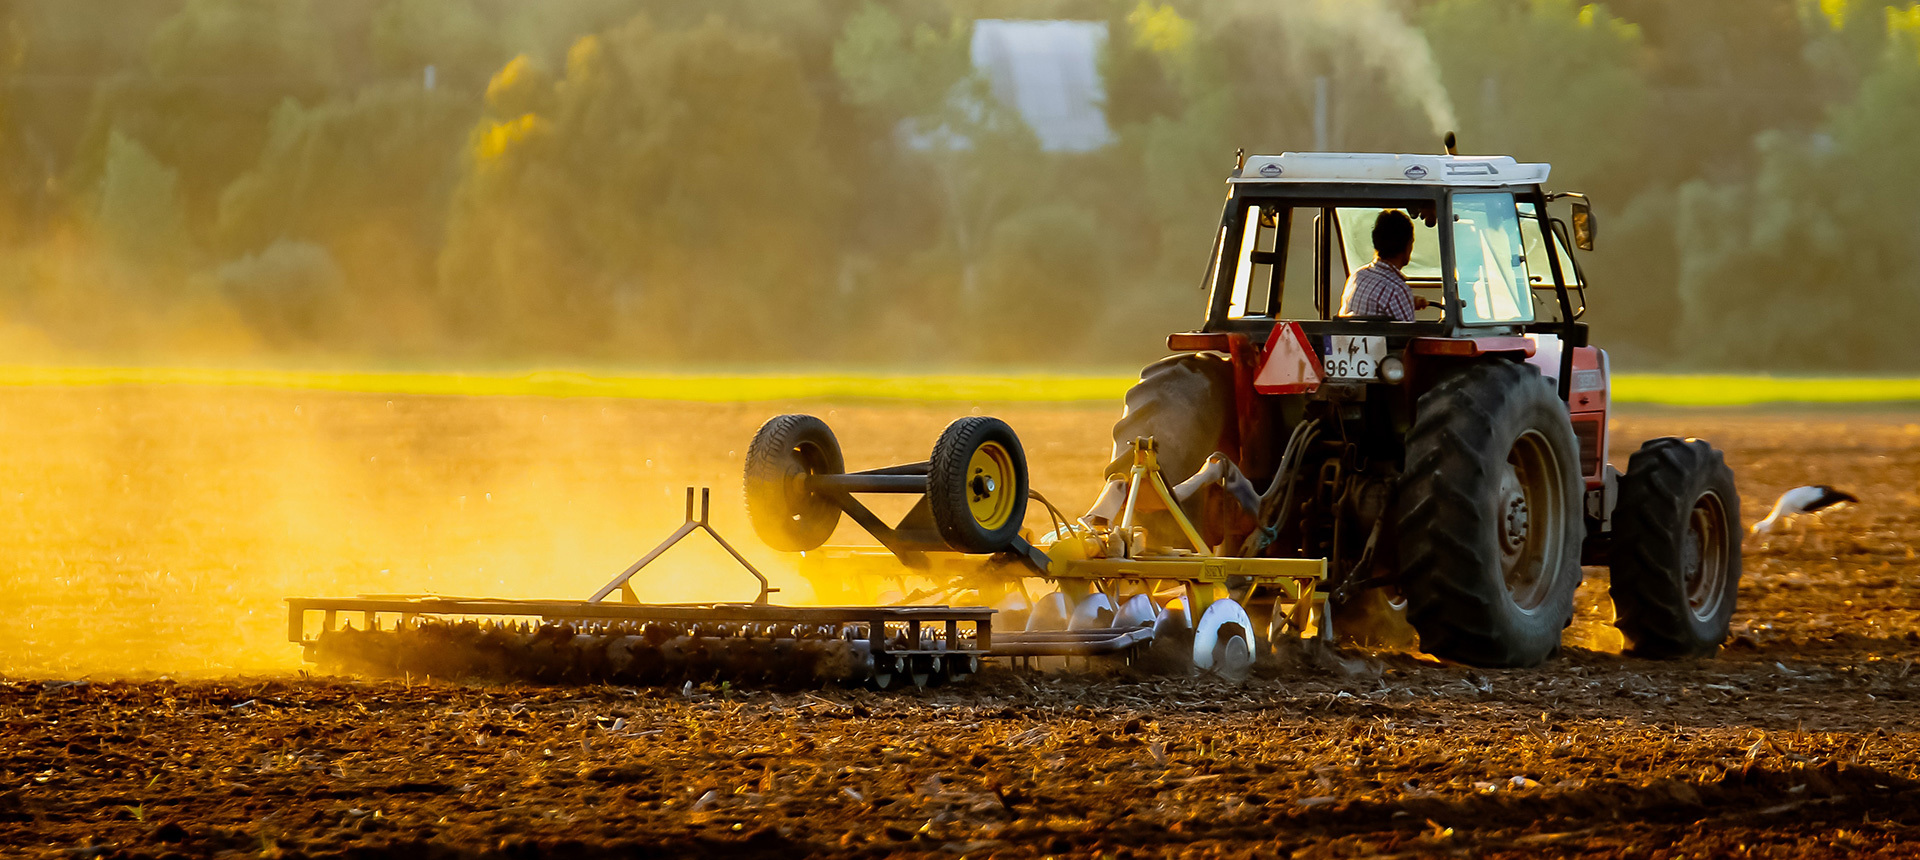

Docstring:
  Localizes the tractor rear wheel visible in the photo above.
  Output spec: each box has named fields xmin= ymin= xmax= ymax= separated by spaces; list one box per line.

xmin=1103 ymin=353 xmax=1236 ymax=547
xmin=1609 ymin=437 xmax=1741 ymax=658
xmin=1394 ymin=361 xmax=1584 ymax=668
xmin=1106 ymin=353 xmax=1235 ymax=486
xmin=744 ymin=414 xmax=845 ymax=551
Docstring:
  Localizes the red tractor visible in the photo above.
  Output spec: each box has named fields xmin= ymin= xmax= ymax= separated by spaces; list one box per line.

xmin=1089 ymin=148 xmax=1741 ymax=667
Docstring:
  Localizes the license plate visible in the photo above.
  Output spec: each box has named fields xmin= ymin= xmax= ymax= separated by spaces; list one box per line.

xmin=1324 ymin=335 xmax=1387 ymax=380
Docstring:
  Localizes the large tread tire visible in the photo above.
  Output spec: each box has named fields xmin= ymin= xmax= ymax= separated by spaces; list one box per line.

xmin=744 ymin=414 xmax=845 ymax=552
xmin=1609 ymin=437 xmax=1741 ymax=659
xmin=928 ymin=416 xmax=1029 ymax=553
xmin=1105 ymin=353 xmax=1236 ymax=485
xmin=1394 ymin=361 xmax=1584 ymax=668
xmin=1102 ymin=353 xmax=1236 ymax=547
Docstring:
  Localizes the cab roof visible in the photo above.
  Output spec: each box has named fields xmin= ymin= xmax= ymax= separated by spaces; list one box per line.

xmin=1232 ymin=152 xmax=1551 ymax=187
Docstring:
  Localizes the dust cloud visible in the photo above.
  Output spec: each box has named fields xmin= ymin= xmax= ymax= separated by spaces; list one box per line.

xmin=0 ymin=389 xmax=1116 ymax=679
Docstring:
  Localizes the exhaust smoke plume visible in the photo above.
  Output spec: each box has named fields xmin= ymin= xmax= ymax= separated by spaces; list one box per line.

xmin=1267 ymin=0 xmax=1460 ymax=140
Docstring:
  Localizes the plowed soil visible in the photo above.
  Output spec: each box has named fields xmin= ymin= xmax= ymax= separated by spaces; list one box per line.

xmin=2 ymin=387 xmax=1918 ymax=858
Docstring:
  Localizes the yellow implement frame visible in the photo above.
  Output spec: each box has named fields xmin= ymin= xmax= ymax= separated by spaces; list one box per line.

xmin=798 ymin=437 xmax=1328 ymax=640
xmin=1076 ymin=437 xmax=1325 ymax=637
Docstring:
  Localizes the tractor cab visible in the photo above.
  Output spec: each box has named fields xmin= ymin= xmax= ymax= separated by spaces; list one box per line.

xmin=1170 ymin=151 xmax=1613 ymax=509
xmin=1180 ymin=151 xmax=1597 ymax=401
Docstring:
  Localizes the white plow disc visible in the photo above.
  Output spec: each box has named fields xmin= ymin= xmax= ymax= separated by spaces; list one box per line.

xmin=1067 ymin=593 xmax=1115 ymax=630
xmin=1192 ymin=598 xmax=1255 ymax=681
xmin=1025 ymin=591 xmax=1072 ymax=632
xmin=991 ymin=591 xmax=1032 ymax=630
xmin=1114 ymin=593 xmax=1159 ymax=629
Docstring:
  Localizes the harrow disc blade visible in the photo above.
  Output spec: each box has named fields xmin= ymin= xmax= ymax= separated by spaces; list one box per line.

xmin=1026 ymin=592 xmax=1072 ymax=632
xmin=1068 ymin=593 xmax=1116 ymax=630
xmin=1193 ymin=598 xmax=1256 ymax=681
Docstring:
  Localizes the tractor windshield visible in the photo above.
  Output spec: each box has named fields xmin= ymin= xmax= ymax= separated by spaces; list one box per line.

xmin=1450 ymin=192 xmax=1533 ymax=324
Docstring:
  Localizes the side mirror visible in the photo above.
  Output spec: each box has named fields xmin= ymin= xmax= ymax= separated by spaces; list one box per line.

xmin=1570 ymin=200 xmax=1596 ymax=251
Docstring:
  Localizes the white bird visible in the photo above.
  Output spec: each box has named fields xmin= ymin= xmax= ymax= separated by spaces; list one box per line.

xmin=1751 ymin=485 xmax=1858 ymax=535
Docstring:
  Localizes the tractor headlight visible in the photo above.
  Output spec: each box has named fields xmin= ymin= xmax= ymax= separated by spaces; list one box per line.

xmin=1378 ymin=355 xmax=1407 ymax=384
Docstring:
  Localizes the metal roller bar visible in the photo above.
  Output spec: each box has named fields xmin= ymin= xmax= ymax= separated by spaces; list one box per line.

xmin=809 ymin=474 xmax=929 ymax=493
xmin=853 ymin=461 xmax=931 ymax=477
xmin=992 ymin=628 xmax=1157 ymax=657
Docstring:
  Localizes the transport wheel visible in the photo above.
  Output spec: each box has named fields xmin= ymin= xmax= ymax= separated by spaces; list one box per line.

xmin=1393 ymin=361 xmax=1584 ymax=668
xmin=1192 ymin=598 xmax=1255 ymax=681
xmin=928 ymin=416 xmax=1029 ymax=553
xmin=744 ymin=414 xmax=845 ymax=552
xmin=1609 ymin=437 xmax=1742 ymax=658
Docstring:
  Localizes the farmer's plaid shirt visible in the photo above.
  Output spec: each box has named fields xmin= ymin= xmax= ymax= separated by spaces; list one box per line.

xmin=1338 ymin=259 xmax=1415 ymax=321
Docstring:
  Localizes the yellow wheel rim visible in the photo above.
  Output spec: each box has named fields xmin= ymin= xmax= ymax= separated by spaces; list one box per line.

xmin=965 ymin=441 xmax=1017 ymax=530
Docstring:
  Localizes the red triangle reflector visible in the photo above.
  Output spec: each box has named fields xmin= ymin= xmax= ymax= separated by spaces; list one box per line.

xmin=1253 ymin=321 xmax=1323 ymax=394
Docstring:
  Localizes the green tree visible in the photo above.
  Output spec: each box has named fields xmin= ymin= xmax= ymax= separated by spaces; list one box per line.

xmin=1421 ymin=0 xmax=1648 ymax=192
xmin=438 ymin=16 xmax=844 ymax=354
xmin=73 ymin=0 xmax=339 ymax=225
xmin=370 ymin=0 xmax=507 ymax=91
xmin=1101 ymin=0 xmax=1459 ymax=335
xmin=1419 ymin=0 xmax=1662 ymax=358
xmin=0 ymin=2 xmax=176 ymax=241
xmin=215 ymin=82 xmax=475 ymax=336
xmin=1673 ymin=8 xmax=1920 ymax=370
xmin=95 ymin=130 xmax=189 ymax=269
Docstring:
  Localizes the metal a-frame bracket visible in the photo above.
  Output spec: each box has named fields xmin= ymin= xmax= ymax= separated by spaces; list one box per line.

xmin=589 ymin=487 xmax=776 ymax=606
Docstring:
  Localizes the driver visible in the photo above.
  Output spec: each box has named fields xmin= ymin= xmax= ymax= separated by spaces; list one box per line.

xmin=1338 ymin=209 xmax=1430 ymax=321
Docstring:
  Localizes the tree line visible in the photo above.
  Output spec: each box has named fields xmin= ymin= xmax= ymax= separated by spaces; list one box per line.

xmin=0 ymin=0 xmax=1915 ymax=370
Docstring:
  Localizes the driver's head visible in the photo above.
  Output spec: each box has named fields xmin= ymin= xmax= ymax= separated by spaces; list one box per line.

xmin=1372 ymin=209 xmax=1415 ymax=265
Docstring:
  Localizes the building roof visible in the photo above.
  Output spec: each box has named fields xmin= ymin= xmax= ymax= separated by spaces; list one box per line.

xmin=971 ymin=20 xmax=1112 ymax=153
xmin=1233 ymin=152 xmax=1551 ymax=187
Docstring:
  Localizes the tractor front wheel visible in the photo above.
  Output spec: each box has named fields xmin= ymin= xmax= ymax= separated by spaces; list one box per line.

xmin=1393 ymin=361 xmax=1584 ymax=668
xmin=1609 ymin=437 xmax=1741 ymax=658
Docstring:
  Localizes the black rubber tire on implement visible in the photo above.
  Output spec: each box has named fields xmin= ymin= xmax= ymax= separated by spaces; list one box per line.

xmin=1609 ymin=437 xmax=1742 ymax=658
xmin=1393 ymin=361 xmax=1585 ymax=668
xmin=1105 ymin=352 xmax=1235 ymax=485
xmin=744 ymin=414 xmax=845 ymax=552
xmin=927 ymin=416 xmax=1029 ymax=553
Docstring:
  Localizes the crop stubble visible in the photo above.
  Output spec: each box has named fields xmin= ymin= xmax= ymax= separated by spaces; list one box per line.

xmin=1 ymin=386 xmax=1918 ymax=857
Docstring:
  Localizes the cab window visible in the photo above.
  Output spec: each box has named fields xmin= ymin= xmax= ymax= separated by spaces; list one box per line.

xmin=1451 ymin=192 xmax=1533 ymax=325
xmin=1517 ymin=202 xmax=1582 ymax=289
xmin=1226 ymin=203 xmax=1281 ymax=319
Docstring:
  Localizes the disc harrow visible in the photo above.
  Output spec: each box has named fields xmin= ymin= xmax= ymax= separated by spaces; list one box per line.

xmin=288 ymin=489 xmax=991 ymax=689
